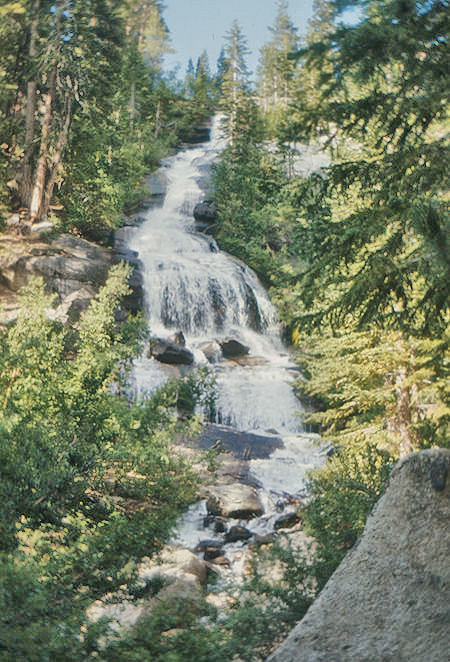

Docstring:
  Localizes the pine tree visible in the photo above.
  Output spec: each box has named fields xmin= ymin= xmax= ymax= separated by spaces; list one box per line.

xmin=184 ymin=57 xmax=196 ymax=98
xmin=257 ymin=0 xmax=298 ymax=121
xmin=219 ymin=20 xmax=252 ymax=142
xmin=292 ymin=0 xmax=449 ymax=336
xmin=286 ymin=0 xmax=450 ymax=456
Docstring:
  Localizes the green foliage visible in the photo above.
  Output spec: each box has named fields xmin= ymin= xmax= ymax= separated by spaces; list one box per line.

xmin=304 ymin=440 xmax=394 ymax=583
xmin=0 ymin=266 xmax=198 ymax=658
xmin=175 ymin=365 xmax=217 ymax=419
xmin=0 ymin=0 xmax=214 ymax=235
xmin=293 ymin=329 xmax=449 ymax=454
xmin=257 ymin=0 xmax=298 ymax=132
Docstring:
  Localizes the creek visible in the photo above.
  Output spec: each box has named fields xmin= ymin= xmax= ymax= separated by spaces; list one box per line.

xmin=126 ymin=116 xmax=323 ymax=575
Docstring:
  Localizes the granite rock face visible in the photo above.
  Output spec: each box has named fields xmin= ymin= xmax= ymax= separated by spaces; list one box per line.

xmin=0 ymin=232 xmax=143 ymax=326
xmin=267 ymin=448 xmax=450 ymax=662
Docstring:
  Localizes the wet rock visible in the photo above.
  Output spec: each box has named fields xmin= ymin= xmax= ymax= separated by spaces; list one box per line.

xmin=198 ymin=341 xmax=221 ymax=363
xmin=207 ymin=278 xmax=226 ymax=329
xmin=198 ymin=424 xmax=283 ymax=460
xmin=229 ymin=356 xmax=268 ymax=367
xmin=126 ymin=214 xmax=147 ymax=227
xmin=206 ymin=483 xmax=264 ymax=520
xmin=203 ymin=515 xmax=227 ymax=534
xmin=194 ymin=539 xmax=223 ymax=561
xmin=149 ymin=338 xmax=194 ymax=365
xmin=169 ymin=330 xmax=186 ymax=347
xmin=274 ymin=512 xmax=301 ymax=530
xmin=268 ymin=449 xmax=450 ymax=662
xmin=146 ymin=171 xmax=167 ymax=197
xmin=430 ymin=456 xmax=448 ymax=491
xmin=225 ymin=525 xmax=252 ymax=543
xmin=220 ymin=338 xmax=250 ymax=358
xmin=193 ymin=200 xmax=217 ymax=225
xmin=243 ymin=282 xmax=263 ymax=331
xmin=184 ymin=124 xmax=211 ymax=144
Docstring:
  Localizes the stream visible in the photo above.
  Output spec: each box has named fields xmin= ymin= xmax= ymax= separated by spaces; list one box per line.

xmin=126 ymin=116 xmax=323 ymax=576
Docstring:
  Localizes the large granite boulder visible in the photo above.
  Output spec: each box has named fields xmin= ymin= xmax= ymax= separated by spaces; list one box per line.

xmin=267 ymin=449 xmax=450 ymax=662
xmin=206 ymin=483 xmax=264 ymax=520
xmin=0 ymin=232 xmax=144 ymax=325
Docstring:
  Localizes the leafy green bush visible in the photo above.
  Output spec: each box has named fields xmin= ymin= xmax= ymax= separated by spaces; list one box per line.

xmin=0 ymin=266 xmax=198 ymax=659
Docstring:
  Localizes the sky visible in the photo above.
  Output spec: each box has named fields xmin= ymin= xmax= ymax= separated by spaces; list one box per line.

xmin=162 ymin=0 xmax=315 ymax=78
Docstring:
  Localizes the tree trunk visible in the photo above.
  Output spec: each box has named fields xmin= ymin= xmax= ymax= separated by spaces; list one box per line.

xmin=42 ymin=92 xmax=72 ymax=217
xmin=20 ymin=0 xmax=40 ymax=208
xmin=129 ymin=81 xmax=136 ymax=126
xmin=154 ymin=100 xmax=161 ymax=137
xmin=29 ymin=66 xmax=56 ymax=222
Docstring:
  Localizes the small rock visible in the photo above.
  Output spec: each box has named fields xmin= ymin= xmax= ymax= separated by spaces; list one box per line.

xmin=274 ymin=512 xmax=302 ymax=531
xmin=169 ymin=330 xmax=186 ymax=347
xmin=252 ymin=533 xmax=276 ymax=547
xmin=211 ymin=556 xmax=231 ymax=567
xmin=195 ymin=539 xmax=223 ymax=561
xmin=204 ymin=515 xmax=227 ymax=534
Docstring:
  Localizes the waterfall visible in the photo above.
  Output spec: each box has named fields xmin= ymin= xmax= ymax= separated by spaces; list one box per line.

xmin=127 ymin=116 xmax=322 ymax=548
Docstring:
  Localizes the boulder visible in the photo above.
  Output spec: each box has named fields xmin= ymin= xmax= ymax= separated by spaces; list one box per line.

xmin=138 ymin=547 xmax=208 ymax=588
xmin=206 ymin=483 xmax=264 ymax=520
xmin=149 ymin=338 xmax=194 ymax=365
xmin=87 ymin=593 xmax=146 ymax=634
xmin=225 ymin=525 xmax=252 ymax=544
xmin=146 ymin=170 xmax=167 ymax=197
xmin=220 ymin=338 xmax=250 ymax=358
xmin=193 ymin=201 xmax=217 ymax=225
xmin=198 ymin=424 xmax=283 ymax=460
xmin=210 ymin=556 xmax=230 ymax=568
xmin=268 ymin=449 xmax=450 ymax=662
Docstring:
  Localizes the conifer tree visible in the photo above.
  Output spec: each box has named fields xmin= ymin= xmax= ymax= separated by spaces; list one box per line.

xmin=287 ymin=0 xmax=449 ymax=456
xmin=258 ymin=0 xmax=298 ymax=114
xmin=184 ymin=57 xmax=196 ymax=98
xmin=219 ymin=20 xmax=252 ymax=142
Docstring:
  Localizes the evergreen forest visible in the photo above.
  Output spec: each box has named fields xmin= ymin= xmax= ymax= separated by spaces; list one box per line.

xmin=0 ymin=0 xmax=448 ymax=659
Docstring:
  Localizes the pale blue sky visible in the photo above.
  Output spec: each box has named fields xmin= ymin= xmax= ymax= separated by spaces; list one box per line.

xmin=162 ymin=0 xmax=315 ymax=78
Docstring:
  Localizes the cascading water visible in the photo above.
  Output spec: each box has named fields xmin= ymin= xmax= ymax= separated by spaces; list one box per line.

xmin=127 ymin=116 xmax=322 ymax=565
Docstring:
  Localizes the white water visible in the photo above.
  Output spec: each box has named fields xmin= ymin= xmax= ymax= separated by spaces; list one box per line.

xmin=127 ymin=116 xmax=322 ymax=557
